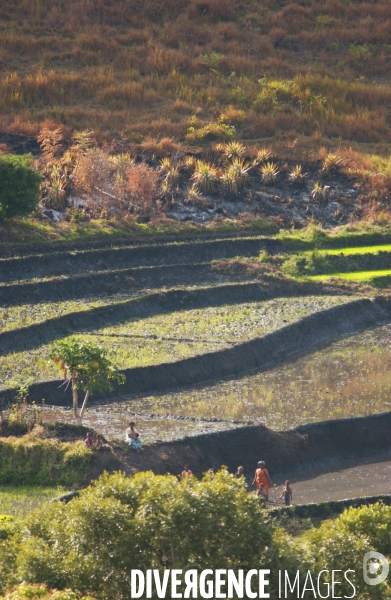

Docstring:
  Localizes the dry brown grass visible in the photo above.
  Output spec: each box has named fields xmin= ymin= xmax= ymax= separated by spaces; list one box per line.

xmin=0 ymin=0 xmax=390 ymax=156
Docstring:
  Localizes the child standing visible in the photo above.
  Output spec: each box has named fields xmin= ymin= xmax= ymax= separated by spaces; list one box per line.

xmin=280 ymin=480 xmax=293 ymax=506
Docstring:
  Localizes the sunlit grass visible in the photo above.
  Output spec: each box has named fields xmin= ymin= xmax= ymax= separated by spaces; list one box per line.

xmin=300 ymin=245 xmax=391 ymax=256
xmin=0 ymin=295 xmax=135 ymax=333
xmin=0 ymin=486 xmax=67 ymax=520
xmin=0 ymin=296 xmax=351 ymax=389
xmin=309 ymin=269 xmax=391 ymax=281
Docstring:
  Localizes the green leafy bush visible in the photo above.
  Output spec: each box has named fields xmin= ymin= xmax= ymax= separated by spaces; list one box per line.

xmin=186 ymin=122 xmax=235 ymax=144
xmin=0 ymin=154 xmax=41 ymax=221
xmin=0 ymin=437 xmax=91 ymax=486
xmin=1 ymin=475 xmax=390 ymax=600
xmin=0 ymin=516 xmax=17 ymax=541
xmin=0 ymin=583 xmax=95 ymax=600
xmin=337 ymin=502 xmax=391 ymax=556
xmin=0 ymin=470 xmax=287 ymax=598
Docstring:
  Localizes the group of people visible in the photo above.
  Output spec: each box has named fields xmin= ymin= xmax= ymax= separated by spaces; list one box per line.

xmin=84 ymin=432 xmax=112 ymax=452
xmin=181 ymin=461 xmax=293 ymax=506
xmin=247 ymin=460 xmax=293 ymax=506
xmin=88 ymin=424 xmax=293 ymax=505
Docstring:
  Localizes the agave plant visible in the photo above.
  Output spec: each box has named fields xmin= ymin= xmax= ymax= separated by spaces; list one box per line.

xmin=72 ymin=130 xmax=94 ymax=152
xmin=221 ymin=158 xmax=251 ymax=196
xmin=254 ymin=147 xmax=273 ymax=166
xmin=311 ymin=181 xmax=330 ymax=201
xmin=166 ymin=165 xmax=181 ymax=187
xmin=260 ymin=161 xmax=279 ymax=185
xmin=184 ymin=155 xmax=196 ymax=171
xmin=222 ymin=141 xmax=246 ymax=160
xmin=184 ymin=185 xmax=203 ymax=205
xmin=45 ymin=172 xmax=67 ymax=209
xmin=159 ymin=157 xmax=172 ymax=172
xmin=109 ymin=153 xmax=134 ymax=167
xmin=191 ymin=161 xmax=219 ymax=194
xmin=288 ymin=164 xmax=307 ymax=185
xmin=321 ymin=152 xmax=342 ymax=173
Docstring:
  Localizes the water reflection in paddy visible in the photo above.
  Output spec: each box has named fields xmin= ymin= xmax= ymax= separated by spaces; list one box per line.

xmin=43 ymin=323 xmax=391 ymax=441
xmin=105 ymin=322 xmax=391 ymax=434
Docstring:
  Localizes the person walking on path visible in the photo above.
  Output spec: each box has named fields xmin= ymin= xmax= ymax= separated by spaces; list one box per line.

xmin=126 ymin=422 xmax=144 ymax=452
xmin=234 ymin=466 xmax=245 ymax=479
xmin=280 ymin=480 xmax=293 ymax=506
xmin=253 ymin=461 xmax=271 ymax=501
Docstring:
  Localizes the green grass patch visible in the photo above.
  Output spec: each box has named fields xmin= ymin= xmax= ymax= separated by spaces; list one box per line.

xmin=0 ymin=217 xmax=277 ymax=248
xmin=0 ymin=437 xmax=91 ymax=486
xmin=0 ymin=486 xmax=67 ymax=520
xmin=0 ymin=296 xmax=351 ymax=389
xmin=278 ymin=220 xmax=391 ymax=250
xmin=309 ymin=269 xmax=391 ymax=282
xmin=300 ymin=244 xmax=391 ymax=256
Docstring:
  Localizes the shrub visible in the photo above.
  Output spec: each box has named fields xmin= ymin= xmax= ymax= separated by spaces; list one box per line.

xmin=297 ymin=505 xmax=391 ymax=600
xmin=321 ymin=152 xmax=342 ymax=173
xmin=3 ymin=470 xmax=279 ymax=598
xmin=288 ymin=164 xmax=307 ymax=185
xmin=220 ymin=158 xmax=251 ymax=196
xmin=0 ymin=583 xmax=95 ymax=600
xmin=0 ymin=154 xmax=41 ymax=221
xmin=186 ymin=122 xmax=235 ymax=144
xmin=337 ymin=502 xmax=391 ymax=556
xmin=311 ymin=181 xmax=330 ymax=201
xmin=222 ymin=141 xmax=246 ymax=160
xmin=260 ymin=161 xmax=280 ymax=184
xmin=0 ymin=516 xmax=17 ymax=541
xmin=0 ymin=437 xmax=91 ymax=486
xmin=191 ymin=160 xmax=219 ymax=193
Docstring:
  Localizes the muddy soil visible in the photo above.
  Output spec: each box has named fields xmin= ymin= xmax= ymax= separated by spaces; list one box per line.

xmin=0 ymin=281 xmax=358 ymax=355
xmin=2 ymin=297 xmax=390 ymax=405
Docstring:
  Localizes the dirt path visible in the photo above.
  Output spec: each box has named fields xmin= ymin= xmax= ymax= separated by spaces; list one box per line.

xmin=267 ymin=452 xmax=391 ymax=505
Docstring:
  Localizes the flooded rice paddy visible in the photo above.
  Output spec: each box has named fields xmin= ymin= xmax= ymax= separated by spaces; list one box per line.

xmin=44 ymin=322 xmax=391 ymax=443
xmin=0 ymin=295 xmax=348 ymax=389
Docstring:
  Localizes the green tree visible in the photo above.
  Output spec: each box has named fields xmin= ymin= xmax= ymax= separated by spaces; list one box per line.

xmin=2 ymin=470 xmax=279 ymax=599
xmin=0 ymin=154 xmax=41 ymax=221
xmin=0 ymin=582 xmax=95 ymax=600
xmin=49 ymin=337 xmax=125 ymax=424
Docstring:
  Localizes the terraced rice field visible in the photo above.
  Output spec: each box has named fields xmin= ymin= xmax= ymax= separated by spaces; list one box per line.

xmin=0 ymin=296 xmax=348 ymax=388
xmin=2 ymin=232 xmax=391 ymax=443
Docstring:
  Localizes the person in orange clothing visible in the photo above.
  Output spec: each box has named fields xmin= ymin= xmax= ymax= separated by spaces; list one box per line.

xmin=253 ymin=461 xmax=272 ymax=501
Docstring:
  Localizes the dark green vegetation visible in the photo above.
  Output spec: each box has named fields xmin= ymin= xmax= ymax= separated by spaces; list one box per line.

xmin=0 ymin=154 xmax=40 ymax=221
xmin=0 ymin=471 xmax=390 ymax=600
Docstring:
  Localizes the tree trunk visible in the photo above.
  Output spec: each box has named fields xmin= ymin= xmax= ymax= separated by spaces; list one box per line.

xmin=80 ymin=390 xmax=90 ymax=420
xmin=72 ymin=371 xmax=81 ymax=425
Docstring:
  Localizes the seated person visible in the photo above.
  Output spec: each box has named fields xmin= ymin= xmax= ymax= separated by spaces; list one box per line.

xmin=95 ymin=434 xmax=112 ymax=452
xmin=84 ymin=432 xmax=94 ymax=448
xmin=125 ymin=422 xmax=143 ymax=452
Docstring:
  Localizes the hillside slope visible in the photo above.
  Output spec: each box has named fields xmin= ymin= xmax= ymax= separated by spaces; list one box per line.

xmin=1 ymin=0 xmax=391 ymax=146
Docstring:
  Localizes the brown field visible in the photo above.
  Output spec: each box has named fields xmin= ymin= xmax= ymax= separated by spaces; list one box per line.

xmin=1 ymin=0 xmax=391 ymax=147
